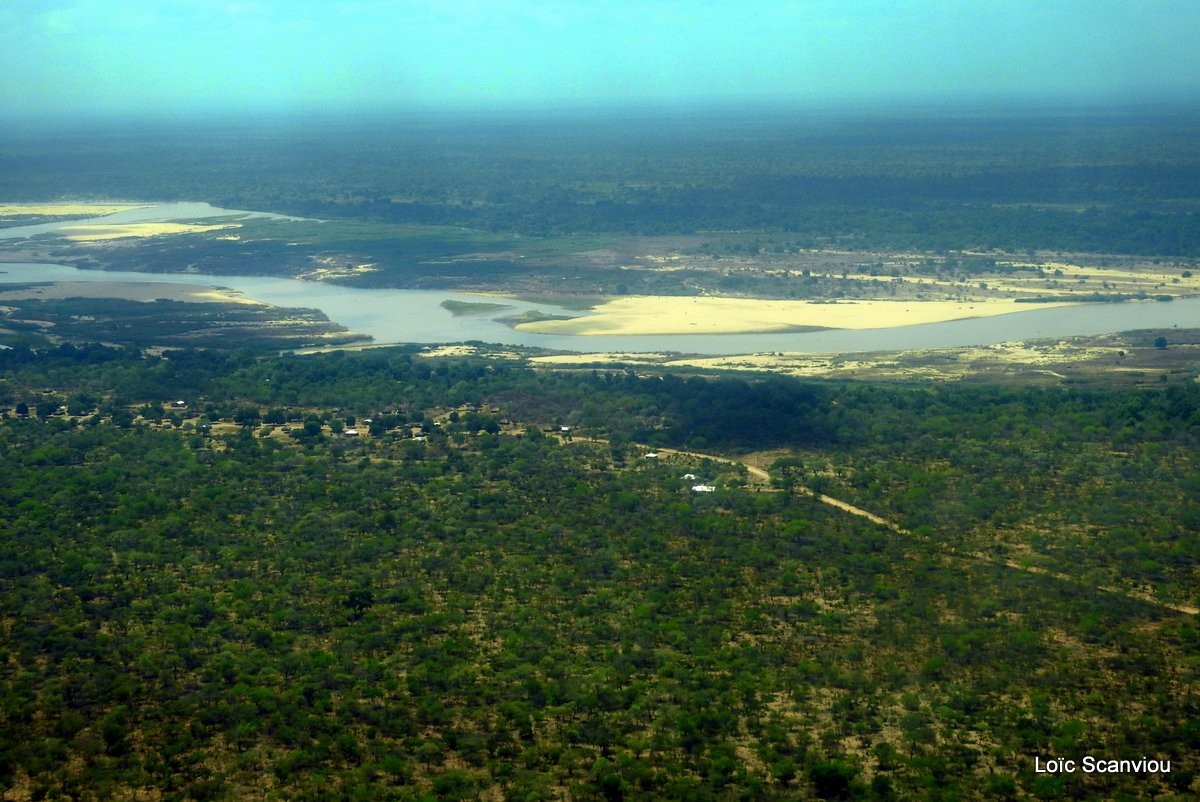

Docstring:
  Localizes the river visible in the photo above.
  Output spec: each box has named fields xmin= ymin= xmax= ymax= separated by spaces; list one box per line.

xmin=1 ymin=204 xmax=1196 ymax=355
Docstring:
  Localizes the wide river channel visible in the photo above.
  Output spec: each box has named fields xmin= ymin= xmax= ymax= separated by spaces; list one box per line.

xmin=2 ymin=203 xmax=1197 ymax=355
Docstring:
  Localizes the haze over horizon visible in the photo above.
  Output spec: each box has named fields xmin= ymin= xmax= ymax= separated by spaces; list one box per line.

xmin=3 ymin=0 xmax=1198 ymax=123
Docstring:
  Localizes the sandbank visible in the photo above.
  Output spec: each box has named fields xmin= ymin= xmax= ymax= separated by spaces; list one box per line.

xmin=0 ymin=281 xmax=264 ymax=305
xmin=55 ymin=222 xmax=240 ymax=241
xmin=515 ymin=296 xmax=1079 ymax=336
xmin=0 ymin=203 xmax=149 ymax=217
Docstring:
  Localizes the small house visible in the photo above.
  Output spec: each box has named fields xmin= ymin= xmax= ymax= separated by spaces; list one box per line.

xmin=691 ymin=484 xmax=716 ymax=493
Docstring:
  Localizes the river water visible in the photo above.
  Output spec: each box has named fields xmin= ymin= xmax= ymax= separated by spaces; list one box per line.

xmin=1 ymin=204 xmax=1196 ymax=355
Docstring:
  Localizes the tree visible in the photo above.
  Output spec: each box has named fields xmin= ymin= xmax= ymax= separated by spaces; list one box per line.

xmin=344 ymin=589 xmax=374 ymax=617
xmin=1154 ymin=336 xmax=1168 ymax=350
xmin=770 ymin=457 xmax=806 ymax=492
xmin=234 ymin=406 xmax=261 ymax=427
xmin=810 ymin=760 xmax=858 ymax=800
xmin=36 ymin=399 xmax=62 ymax=419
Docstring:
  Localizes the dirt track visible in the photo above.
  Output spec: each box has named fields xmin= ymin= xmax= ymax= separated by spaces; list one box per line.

xmin=567 ymin=434 xmax=1197 ymax=616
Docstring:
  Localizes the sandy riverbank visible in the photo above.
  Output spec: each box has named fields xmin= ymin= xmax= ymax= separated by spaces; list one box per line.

xmin=515 ymin=295 xmax=1079 ymax=336
xmin=0 ymin=203 xmax=150 ymax=217
xmin=0 ymin=281 xmax=265 ymax=305
xmin=55 ymin=222 xmax=240 ymax=241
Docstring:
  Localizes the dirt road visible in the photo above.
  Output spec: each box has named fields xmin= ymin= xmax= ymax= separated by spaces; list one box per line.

xmin=569 ymin=434 xmax=1196 ymax=616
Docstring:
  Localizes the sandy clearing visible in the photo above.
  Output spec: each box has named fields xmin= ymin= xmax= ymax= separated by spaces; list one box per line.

xmin=528 ymin=351 xmax=892 ymax=374
xmin=841 ymin=259 xmax=1200 ymax=296
xmin=299 ymin=257 xmax=380 ymax=281
xmin=1002 ymin=262 xmax=1200 ymax=293
xmin=1033 ymin=260 xmax=1188 ymax=281
xmin=419 ymin=345 xmax=479 ymax=358
xmin=665 ymin=342 xmax=1120 ymax=377
xmin=0 ymin=203 xmax=150 ymax=217
xmin=532 ymin=352 xmax=674 ymax=365
xmin=660 ymin=354 xmax=885 ymax=377
xmin=56 ymin=222 xmax=240 ymax=241
xmin=0 ymin=281 xmax=265 ymax=305
xmin=516 ymin=295 xmax=1080 ymax=336
xmin=531 ymin=339 xmax=1125 ymax=379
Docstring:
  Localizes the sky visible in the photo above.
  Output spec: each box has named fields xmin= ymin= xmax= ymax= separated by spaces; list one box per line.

xmin=3 ymin=0 xmax=1198 ymax=120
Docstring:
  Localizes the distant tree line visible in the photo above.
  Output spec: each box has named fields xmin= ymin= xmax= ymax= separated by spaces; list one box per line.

xmin=5 ymin=108 xmax=1200 ymax=255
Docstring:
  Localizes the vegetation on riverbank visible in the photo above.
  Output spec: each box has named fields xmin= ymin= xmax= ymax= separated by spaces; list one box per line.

xmin=438 ymin=300 xmax=512 ymax=316
xmin=0 ymin=295 xmax=363 ymax=350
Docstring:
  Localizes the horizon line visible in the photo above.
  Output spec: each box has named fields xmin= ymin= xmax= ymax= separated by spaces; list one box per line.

xmin=6 ymin=90 xmax=1199 ymax=130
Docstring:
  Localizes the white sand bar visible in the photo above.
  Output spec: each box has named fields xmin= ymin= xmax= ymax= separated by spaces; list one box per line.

xmin=56 ymin=222 xmax=240 ymax=241
xmin=0 ymin=203 xmax=150 ymax=217
xmin=515 ymin=296 xmax=1080 ymax=336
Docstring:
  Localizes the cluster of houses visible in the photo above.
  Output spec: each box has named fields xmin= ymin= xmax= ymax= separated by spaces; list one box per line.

xmin=644 ymin=454 xmax=717 ymax=492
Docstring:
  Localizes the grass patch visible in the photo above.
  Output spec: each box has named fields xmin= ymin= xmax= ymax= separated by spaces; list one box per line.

xmin=514 ymin=295 xmax=604 ymax=311
xmin=440 ymin=299 xmax=513 ymax=316
xmin=497 ymin=309 xmax=578 ymax=327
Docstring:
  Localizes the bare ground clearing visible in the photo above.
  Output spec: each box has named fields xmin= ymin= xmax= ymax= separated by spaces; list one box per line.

xmin=534 ymin=330 xmax=1200 ymax=386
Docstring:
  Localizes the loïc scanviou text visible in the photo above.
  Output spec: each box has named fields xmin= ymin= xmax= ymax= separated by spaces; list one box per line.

xmin=1034 ymin=756 xmax=1170 ymax=774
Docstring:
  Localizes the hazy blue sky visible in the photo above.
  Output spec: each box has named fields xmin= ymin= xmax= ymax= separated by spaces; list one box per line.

xmin=3 ymin=0 xmax=1198 ymax=119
